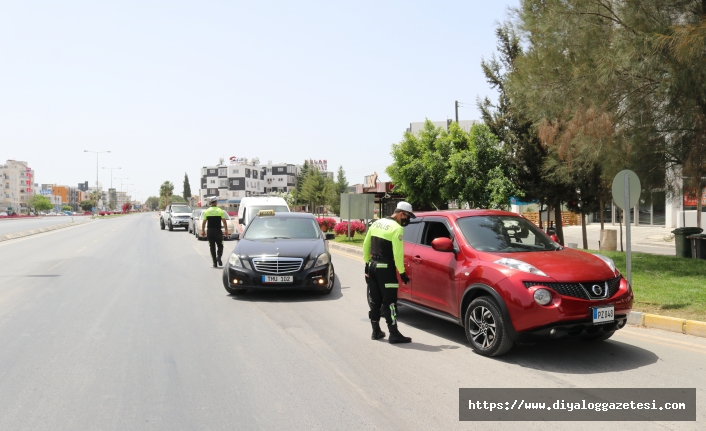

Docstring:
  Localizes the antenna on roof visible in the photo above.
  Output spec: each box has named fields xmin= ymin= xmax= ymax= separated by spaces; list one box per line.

xmin=432 ymin=203 xmax=439 ymax=210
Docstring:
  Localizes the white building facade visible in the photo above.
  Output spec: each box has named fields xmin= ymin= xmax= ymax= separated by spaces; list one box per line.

xmin=1 ymin=160 xmax=35 ymax=214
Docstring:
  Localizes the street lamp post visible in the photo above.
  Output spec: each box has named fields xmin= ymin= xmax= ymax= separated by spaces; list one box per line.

xmin=102 ymin=167 xmax=121 ymax=190
xmin=84 ymin=150 xmax=111 ymax=191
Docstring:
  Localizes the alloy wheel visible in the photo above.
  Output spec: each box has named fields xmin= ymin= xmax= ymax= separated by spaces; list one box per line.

xmin=467 ymin=305 xmax=497 ymax=349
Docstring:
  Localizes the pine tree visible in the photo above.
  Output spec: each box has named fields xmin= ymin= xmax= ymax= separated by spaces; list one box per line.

xmin=183 ymin=173 xmax=191 ymax=201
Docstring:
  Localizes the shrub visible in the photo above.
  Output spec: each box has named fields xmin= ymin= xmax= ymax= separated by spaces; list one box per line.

xmin=316 ymin=217 xmax=337 ymax=231
xmin=333 ymin=220 xmax=366 ymax=236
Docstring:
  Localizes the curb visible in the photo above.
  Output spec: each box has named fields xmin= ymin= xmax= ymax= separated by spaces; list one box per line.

xmin=627 ymin=311 xmax=706 ymax=338
xmin=329 ymin=241 xmax=364 ymax=256
xmin=327 ymin=242 xmax=706 ymax=339
xmin=0 ymin=220 xmax=91 ymax=242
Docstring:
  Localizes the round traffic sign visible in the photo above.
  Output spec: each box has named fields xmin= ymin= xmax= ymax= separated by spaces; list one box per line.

xmin=611 ymin=170 xmax=641 ymax=210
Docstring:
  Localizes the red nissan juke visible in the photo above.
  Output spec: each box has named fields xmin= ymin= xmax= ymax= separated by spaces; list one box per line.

xmin=395 ymin=210 xmax=633 ymax=357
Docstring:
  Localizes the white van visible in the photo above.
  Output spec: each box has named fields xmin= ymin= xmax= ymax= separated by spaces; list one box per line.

xmin=236 ymin=196 xmax=290 ymax=233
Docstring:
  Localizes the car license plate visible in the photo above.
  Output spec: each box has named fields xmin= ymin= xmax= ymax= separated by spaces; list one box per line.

xmin=591 ymin=305 xmax=614 ymax=324
xmin=262 ymin=275 xmax=293 ymax=284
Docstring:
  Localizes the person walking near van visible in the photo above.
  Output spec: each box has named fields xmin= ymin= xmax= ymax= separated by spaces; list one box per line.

xmin=201 ymin=196 xmax=228 ymax=267
xmin=363 ymin=201 xmax=415 ymax=344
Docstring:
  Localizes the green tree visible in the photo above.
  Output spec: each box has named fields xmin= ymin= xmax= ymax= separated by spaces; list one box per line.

xmin=145 ymin=196 xmax=160 ymax=210
xmin=61 ymin=205 xmax=72 ymax=211
xmin=294 ymin=161 xmax=310 ymax=206
xmin=183 ymin=173 xmax=192 ymax=200
xmin=159 ymin=194 xmax=185 ymax=209
xmin=89 ymin=190 xmax=101 ymax=209
xmin=386 ymin=120 xmax=453 ymax=209
xmin=301 ymin=168 xmax=331 ymax=215
xmin=29 ymin=194 xmax=53 ymax=212
xmin=159 ymin=181 xmax=174 ymax=208
xmin=79 ymin=200 xmax=94 ymax=211
xmin=329 ymin=165 xmax=349 ymax=216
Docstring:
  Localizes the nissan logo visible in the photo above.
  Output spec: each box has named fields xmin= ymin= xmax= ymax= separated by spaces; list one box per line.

xmin=591 ymin=284 xmax=604 ymax=296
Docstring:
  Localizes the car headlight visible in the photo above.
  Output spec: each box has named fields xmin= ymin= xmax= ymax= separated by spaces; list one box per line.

xmin=494 ymin=257 xmax=548 ymax=277
xmin=228 ymin=253 xmax=243 ymax=267
xmin=313 ymin=253 xmax=330 ymax=268
xmin=594 ymin=254 xmax=617 ymax=273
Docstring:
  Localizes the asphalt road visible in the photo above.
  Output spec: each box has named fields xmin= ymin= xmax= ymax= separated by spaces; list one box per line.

xmin=0 ymin=212 xmax=704 ymax=430
xmin=0 ymin=216 xmax=91 ymax=236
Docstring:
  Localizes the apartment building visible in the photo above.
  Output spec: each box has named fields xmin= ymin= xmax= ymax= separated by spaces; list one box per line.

xmin=199 ymin=160 xmax=302 ymax=212
xmin=1 ymin=160 xmax=35 ymax=214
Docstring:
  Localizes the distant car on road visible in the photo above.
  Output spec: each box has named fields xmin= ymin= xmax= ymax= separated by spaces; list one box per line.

xmin=394 ymin=209 xmax=633 ymax=357
xmin=193 ymin=210 xmax=235 ymax=240
xmin=160 ymin=204 xmax=192 ymax=231
xmin=187 ymin=209 xmax=203 ymax=233
xmin=222 ymin=211 xmax=335 ymax=296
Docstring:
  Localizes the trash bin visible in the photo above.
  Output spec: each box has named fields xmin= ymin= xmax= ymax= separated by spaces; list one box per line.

xmin=687 ymin=234 xmax=706 ymax=260
xmin=672 ymin=227 xmax=703 ymax=258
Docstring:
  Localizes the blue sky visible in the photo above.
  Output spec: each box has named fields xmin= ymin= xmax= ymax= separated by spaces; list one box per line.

xmin=0 ymin=0 xmax=515 ymax=201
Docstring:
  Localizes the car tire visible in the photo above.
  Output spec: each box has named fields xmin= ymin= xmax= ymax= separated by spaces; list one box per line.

xmin=581 ymin=330 xmax=615 ymax=342
xmin=168 ymin=221 xmax=173 ymax=231
xmin=223 ymin=271 xmax=247 ymax=295
xmin=160 ymin=219 xmax=165 ymax=230
xmin=464 ymin=297 xmax=514 ymax=357
xmin=317 ymin=264 xmax=335 ymax=295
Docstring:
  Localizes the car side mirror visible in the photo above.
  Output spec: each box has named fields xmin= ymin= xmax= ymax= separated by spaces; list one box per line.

xmin=238 ymin=218 xmax=244 ymax=225
xmin=325 ymin=233 xmax=336 ymax=240
xmin=231 ymin=232 xmax=240 ymax=240
xmin=431 ymin=237 xmax=454 ymax=252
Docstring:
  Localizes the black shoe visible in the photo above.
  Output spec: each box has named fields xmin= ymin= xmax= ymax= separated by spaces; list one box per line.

xmin=213 ymin=261 xmax=218 ymax=268
xmin=217 ymin=256 xmax=223 ymax=267
xmin=388 ymin=324 xmax=411 ymax=344
xmin=371 ymin=321 xmax=386 ymax=340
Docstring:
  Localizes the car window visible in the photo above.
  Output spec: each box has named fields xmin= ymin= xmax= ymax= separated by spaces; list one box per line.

xmin=457 ymin=215 xmax=560 ymax=252
xmin=244 ymin=217 xmax=319 ymax=240
xmin=403 ymin=220 xmax=423 ymax=244
xmin=420 ymin=221 xmax=451 ymax=246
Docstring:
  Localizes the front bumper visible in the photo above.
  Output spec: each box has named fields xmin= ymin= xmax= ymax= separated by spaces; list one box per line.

xmin=496 ymin=276 xmax=634 ymax=335
xmin=171 ymin=218 xmax=190 ymax=226
xmin=224 ymin=263 xmax=332 ymax=290
xmin=513 ymin=315 xmax=628 ymax=342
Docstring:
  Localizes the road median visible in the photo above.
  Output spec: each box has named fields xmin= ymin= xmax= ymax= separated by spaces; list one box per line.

xmin=0 ymin=220 xmax=91 ymax=242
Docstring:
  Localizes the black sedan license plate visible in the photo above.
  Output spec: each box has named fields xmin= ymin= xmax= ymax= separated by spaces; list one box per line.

xmin=591 ymin=305 xmax=614 ymax=324
xmin=262 ymin=275 xmax=293 ymax=284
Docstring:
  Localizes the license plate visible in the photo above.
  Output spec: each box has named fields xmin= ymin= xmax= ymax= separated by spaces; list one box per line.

xmin=262 ymin=275 xmax=293 ymax=284
xmin=591 ymin=305 xmax=614 ymax=324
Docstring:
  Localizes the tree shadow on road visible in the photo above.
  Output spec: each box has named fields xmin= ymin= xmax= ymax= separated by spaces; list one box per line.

xmin=396 ymin=306 xmax=659 ymax=373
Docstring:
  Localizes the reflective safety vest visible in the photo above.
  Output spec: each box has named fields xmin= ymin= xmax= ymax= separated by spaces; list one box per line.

xmin=203 ymin=206 xmax=226 ymax=229
xmin=363 ymin=217 xmax=405 ymax=273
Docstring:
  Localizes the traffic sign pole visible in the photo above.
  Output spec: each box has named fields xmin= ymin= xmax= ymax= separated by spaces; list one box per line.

xmin=624 ymin=172 xmax=632 ymax=285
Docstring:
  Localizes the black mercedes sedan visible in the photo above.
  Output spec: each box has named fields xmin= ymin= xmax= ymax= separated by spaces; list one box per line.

xmin=221 ymin=211 xmax=336 ymax=295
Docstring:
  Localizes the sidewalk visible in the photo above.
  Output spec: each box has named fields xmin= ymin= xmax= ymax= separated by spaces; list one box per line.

xmin=561 ymin=224 xmax=676 ymax=255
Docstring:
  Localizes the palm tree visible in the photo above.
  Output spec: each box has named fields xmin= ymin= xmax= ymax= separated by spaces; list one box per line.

xmin=159 ymin=181 xmax=174 ymax=208
xmin=89 ymin=190 xmax=101 ymax=210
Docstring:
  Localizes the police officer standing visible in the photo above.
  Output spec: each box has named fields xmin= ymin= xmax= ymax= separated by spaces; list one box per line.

xmin=363 ymin=201 xmax=415 ymax=344
xmin=201 ymin=196 xmax=229 ymax=267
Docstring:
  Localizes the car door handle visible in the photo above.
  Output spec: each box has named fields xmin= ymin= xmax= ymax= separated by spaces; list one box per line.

xmin=412 ymin=255 xmax=423 ymax=264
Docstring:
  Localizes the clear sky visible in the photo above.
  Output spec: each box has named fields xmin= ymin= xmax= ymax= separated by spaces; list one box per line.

xmin=0 ymin=0 xmax=515 ymax=202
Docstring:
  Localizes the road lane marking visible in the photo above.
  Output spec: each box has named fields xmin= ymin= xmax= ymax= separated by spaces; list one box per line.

xmin=616 ymin=329 xmax=706 ymax=352
xmin=76 ymin=247 xmax=86 ymax=253
xmin=48 ymin=260 xmax=67 ymax=270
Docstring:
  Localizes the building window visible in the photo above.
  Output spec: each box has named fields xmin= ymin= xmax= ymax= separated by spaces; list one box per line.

xmin=278 ymin=178 xmax=283 ymax=182
xmin=219 ymin=168 xmax=227 ymax=176
xmin=233 ymin=180 xmax=239 ymax=185
xmin=219 ymin=179 xmax=227 ymax=188
xmin=209 ymin=179 xmax=215 ymax=184
xmin=232 ymin=169 xmax=239 ymax=174
xmin=209 ymin=169 xmax=216 ymax=175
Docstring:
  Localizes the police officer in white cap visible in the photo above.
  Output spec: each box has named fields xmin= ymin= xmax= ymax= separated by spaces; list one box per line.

xmin=362 ymin=201 xmax=415 ymax=343
xmin=201 ymin=196 xmax=229 ymax=267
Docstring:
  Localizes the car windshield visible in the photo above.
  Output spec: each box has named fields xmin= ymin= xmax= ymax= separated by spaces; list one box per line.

xmin=244 ymin=217 xmax=320 ymax=240
xmin=457 ymin=215 xmax=560 ymax=252
xmin=172 ymin=206 xmax=191 ymax=213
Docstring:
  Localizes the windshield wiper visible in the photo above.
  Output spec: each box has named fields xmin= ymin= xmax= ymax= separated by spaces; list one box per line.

xmin=272 ymin=236 xmax=290 ymax=239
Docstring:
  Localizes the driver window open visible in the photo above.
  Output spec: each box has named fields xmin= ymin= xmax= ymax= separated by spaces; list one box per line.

xmin=421 ymin=221 xmax=451 ymax=246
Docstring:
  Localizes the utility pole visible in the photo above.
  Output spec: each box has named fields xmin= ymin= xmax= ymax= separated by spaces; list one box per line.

xmin=84 ymin=150 xmax=111 ymax=191
xmin=455 ymin=100 xmax=459 ymax=123
xmin=102 ymin=167 xmax=121 ymax=190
